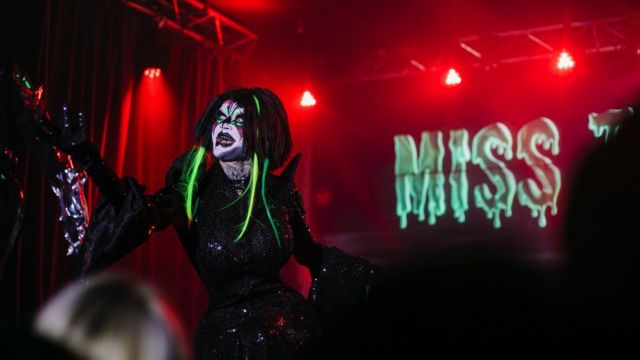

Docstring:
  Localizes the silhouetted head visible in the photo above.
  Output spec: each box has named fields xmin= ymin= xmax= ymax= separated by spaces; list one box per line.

xmin=35 ymin=274 xmax=188 ymax=360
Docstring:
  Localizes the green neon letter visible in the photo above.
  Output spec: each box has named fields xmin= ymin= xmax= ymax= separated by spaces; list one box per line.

xmin=394 ymin=131 xmax=446 ymax=228
xmin=448 ymin=129 xmax=470 ymax=223
xmin=516 ymin=117 xmax=561 ymax=227
xmin=417 ymin=131 xmax=446 ymax=225
xmin=471 ymin=123 xmax=516 ymax=228
xmin=394 ymin=135 xmax=417 ymax=229
xmin=588 ymin=108 xmax=633 ymax=142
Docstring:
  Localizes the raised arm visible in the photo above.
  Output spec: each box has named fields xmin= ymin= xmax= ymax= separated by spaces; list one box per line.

xmin=11 ymin=67 xmax=186 ymax=275
xmin=76 ymin=150 xmax=192 ymax=275
xmin=11 ymin=66 xmax=126 ymax=205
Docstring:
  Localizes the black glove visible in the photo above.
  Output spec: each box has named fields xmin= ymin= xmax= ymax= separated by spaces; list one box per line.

xmin=56 ymin=104 xmax=89 ymax=151
xmin=11 ymin=66 xmax=57 ymax=144
xmin=12 ymin=66 xmax=87 ymax=151
xmin=11 ymin=66 xmax=126 ymax=206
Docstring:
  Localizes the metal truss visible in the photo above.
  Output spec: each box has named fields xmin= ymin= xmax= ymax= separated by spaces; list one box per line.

xmin=459 ymin=14 xmax=640 ymax=68
xmin=347 ymin=48 xmax=438 ymax=83
xmin=348 ymin=14 xmax=639 ymax=83
xmin=122 ymin=0 xmax=258 ymax=58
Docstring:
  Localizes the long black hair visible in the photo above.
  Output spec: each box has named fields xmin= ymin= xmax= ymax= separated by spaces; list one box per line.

xmin=181 ymin=88 xmax=292 ymax=244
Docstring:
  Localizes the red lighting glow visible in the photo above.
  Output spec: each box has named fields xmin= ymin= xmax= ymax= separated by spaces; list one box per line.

xmin=445 ymin=68 xmax=462 ymax=87
xmin=556 ymin=51 xmax=575 ymax=71
xmin=315 ymin=189 xmax=332 ymax=207
xmin=300 ymin=90 xmax=317 ymax=107
xmin=136 ymin=66 xmax=175 ymax=154
xmin=144 ymin=67 xmax=162 ymax=79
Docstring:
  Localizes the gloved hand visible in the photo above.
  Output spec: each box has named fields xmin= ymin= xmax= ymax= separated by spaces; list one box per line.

xmin=11 ymin=66 xmax=126 ymax=206
xmin=12 ymin=65 xmax=87 ymax=152
xmin=57 ymin=104 xmax=89 ymax=151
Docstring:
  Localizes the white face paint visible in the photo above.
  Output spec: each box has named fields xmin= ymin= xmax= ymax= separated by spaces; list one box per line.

xmin=212 ymin=100 xmax=245 ymax=161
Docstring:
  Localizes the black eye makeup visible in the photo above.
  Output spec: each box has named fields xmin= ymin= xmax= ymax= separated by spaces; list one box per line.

xmin=215 ymin=115 xmax=244 ymax=127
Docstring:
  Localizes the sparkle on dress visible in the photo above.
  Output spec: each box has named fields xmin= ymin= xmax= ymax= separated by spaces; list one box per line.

xmin=81 ymin=153 xmax=376 ymax=359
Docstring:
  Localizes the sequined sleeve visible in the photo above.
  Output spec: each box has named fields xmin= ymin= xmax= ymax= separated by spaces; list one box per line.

xmin=79 ymin=157 xmax=188 ymax=276
xmin=288 ymin=184 xmax=377 ymax=322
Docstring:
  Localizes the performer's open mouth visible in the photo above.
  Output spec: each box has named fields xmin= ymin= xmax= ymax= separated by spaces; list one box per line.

xmin=216 ymin=132 xmax=235 ymax=147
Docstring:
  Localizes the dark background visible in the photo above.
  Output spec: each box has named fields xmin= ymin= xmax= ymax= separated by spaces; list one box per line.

xmin=2 ymin=0 xmax=639 ymax=340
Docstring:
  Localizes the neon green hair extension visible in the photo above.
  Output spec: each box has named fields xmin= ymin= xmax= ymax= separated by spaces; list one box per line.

xmin=252 ymin=94 xmax=261 ymax=115
xmin=182 ymin=146 xmax=206 ymax=223
xmin=218 ymin=180 xmax=250 ymax=211
xmin=234 ymin=152 xmax=259 ymax=242
xmin=261 ymin=158 xmax=281 ymax=247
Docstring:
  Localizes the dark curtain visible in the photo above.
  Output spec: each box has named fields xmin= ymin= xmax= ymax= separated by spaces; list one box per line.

xmin=3 ymin=0 xmax=246 ymax=340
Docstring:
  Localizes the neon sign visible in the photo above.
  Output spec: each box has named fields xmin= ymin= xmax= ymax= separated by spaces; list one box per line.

xmin=516 ymin=118 xmax=561 ymax=228
xmin=448 ymin=130 xmax=470 ymax=223
xmin=588 ymin=108 xmax=633 ymax=142
xmin=395 ymin=118 xmax=561 ymax=229
xmin=471 ymin=123 xmax=516 ymax=228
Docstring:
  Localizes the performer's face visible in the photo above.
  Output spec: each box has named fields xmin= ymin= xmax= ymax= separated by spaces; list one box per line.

xmin=212 ymin=100 xmax=245 ymax=160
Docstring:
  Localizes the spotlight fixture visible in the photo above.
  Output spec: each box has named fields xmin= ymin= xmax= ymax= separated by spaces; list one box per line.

xmin=144 ymin=67 xmax=162 ymax=79
xmin=444 ymin=68 xmax=462 ymax=87
xmin=556 ymin=51 xmax=575 ymax=71
xmin=300 ymin=90 xmax=316 ymax=107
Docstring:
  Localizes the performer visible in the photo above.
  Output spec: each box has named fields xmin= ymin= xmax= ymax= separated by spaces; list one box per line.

xmin=15 ymin=84 xmax=375 ymax=359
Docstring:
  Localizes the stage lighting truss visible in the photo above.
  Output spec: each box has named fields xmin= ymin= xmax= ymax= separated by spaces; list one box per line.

xmin=122 ymin=0 xmax=258 ymax=59
xmin=349 ymin=14 xmax=638 ymax=83
xmin=458 ymin=15 xmax=639 ymax=68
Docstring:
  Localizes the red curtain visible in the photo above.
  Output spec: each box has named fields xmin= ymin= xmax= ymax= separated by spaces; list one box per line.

xmin=7 ymin=0 xmax=246 ymax=339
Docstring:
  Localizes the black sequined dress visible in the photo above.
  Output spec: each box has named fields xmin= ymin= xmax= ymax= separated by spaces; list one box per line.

xmin=80 ymin=153 xmax=375 ymax=359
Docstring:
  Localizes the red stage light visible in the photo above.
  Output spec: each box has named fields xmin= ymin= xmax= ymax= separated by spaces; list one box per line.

xmin=556 ymin=51 xmax=575 ymax=71
xmin=315 ymin=190 xmax=332 ymax=207
xmin=144 ymin=67 xmax=162 ymax=79
xmin=445 ymin=68 xmax=462 ymax=87
xmin=300 ymin=90 xmax=316 ymax=107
